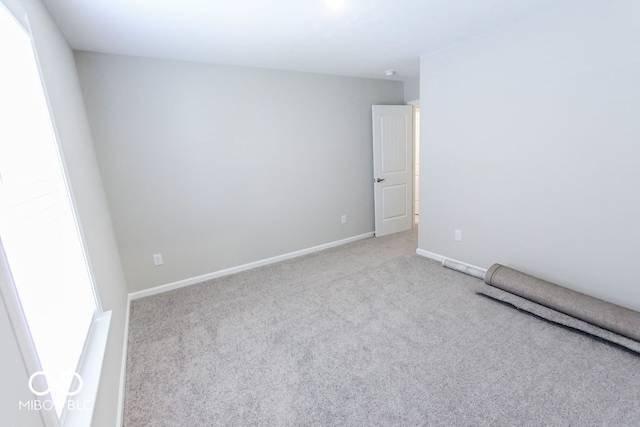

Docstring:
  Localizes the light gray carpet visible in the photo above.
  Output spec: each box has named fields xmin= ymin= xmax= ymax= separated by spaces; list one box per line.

xmin=124 ymin=230 xmax=640 ymax=426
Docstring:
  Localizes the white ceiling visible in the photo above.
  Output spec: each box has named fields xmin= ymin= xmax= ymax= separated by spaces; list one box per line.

xmin=40 ymin=0 xmax=565 ymax=81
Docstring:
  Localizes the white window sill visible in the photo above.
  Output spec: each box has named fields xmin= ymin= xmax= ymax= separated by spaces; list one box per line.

xmin=61 ymin=310 xmax=112 ymax=427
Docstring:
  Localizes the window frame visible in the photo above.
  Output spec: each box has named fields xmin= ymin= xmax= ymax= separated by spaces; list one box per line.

xmin=0 ymin=2 xmax=111 ymax=426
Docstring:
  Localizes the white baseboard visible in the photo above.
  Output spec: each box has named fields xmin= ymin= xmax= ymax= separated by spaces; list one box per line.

xmin=416 ymin=248 xmax=446 ymax=263
xmin=129 ymin=232 xmax=375 ymax=301
xmin=416 ymin=248 xmax=487 ymax=273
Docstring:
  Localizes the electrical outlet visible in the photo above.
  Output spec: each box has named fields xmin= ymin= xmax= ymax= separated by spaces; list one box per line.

xmin=454 ymin=230 xmax=462 ymax=242
xmin=153 ymin=253 xmax=163 ymax=266
xmin=341 ymin=215 xmax=347 ymax=224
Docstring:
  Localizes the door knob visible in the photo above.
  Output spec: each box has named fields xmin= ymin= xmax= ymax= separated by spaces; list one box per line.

xmin=376 ymin=178 xmax=385 ymax=182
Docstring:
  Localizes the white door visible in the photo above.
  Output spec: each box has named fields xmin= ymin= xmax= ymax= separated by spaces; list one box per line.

xmin=372 ymin=105 xmax=414 ymax=237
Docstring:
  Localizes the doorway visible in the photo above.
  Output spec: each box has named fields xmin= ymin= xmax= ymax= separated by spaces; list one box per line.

xmin=372 ymin=105 xmax=414 ymax=237
xmin=371 ymin=104 xmax=420 ymax=237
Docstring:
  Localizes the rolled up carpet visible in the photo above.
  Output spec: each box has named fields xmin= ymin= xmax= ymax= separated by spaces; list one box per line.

xmin=484 ymin=263 xmax=640 ymax=343
xmin=480 ymin=285 xmax=640 ymax=354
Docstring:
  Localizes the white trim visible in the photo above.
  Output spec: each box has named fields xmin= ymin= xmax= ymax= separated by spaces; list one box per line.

xmin=416 ymin=248 xmax=445 ymax=263
xmin=115 ymin=296 xmax=131 ymax=427
xmin=0 ymin=0 xmax=28 ymax=31
xmin=407 ymin=99 xmax=420 ymax=106
xmin=0 ymin=239 xmax=58 ymax=427
xmin=62 ymin=311 xmax=112 ymax=427
xmin=415 ymin=248 xmax=487 ymax=273
xmin=1 ymin=240 xmax=111 ymax=427
xmin=129 ymin=232 xmax=375 ymax=300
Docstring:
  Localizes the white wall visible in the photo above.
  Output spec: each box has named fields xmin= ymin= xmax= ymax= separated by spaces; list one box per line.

xmin=0 ymin=0 xmax=129 ymax=425
xmin=419 ymin=0 xmax=640 ymax=311
xmin=74 ymin=52 xmax=404 ymax=292
xmin=404 ymin=77 xmax=420 ymax=103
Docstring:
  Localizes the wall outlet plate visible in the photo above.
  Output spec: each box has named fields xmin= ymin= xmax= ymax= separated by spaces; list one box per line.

xmin=153 ymin=253 xmax=163 ymax=266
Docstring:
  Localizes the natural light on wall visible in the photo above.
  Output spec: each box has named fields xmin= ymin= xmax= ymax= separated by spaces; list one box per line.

xmin=0 ymin=4 xmax=97 ymax=422
xmin=325 ymin=0 xmax=347 ymax=12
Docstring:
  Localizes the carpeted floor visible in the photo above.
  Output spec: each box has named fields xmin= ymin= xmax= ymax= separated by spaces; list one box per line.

xmin=124 ymin=229 xmax=640 ymax=426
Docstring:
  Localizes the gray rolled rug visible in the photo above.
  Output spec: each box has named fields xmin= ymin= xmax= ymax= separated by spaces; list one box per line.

xmin=484 ymin=263 xmax=640 ymax=343
xmin=479 ymin=285 xmax=640 ymax=354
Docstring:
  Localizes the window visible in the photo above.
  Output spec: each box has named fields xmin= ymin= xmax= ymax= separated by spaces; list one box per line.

xmin=0 ymin=4 xmax=108 ymax=426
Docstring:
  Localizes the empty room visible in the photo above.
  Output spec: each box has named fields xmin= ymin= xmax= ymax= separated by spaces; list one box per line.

xmin=1 ymin=0 xmax=639 ymax=426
